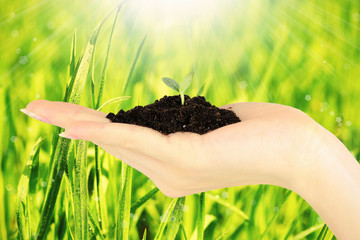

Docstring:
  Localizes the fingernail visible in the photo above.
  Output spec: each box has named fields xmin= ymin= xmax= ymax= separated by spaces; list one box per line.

xmin=59 ymin=132 xmax=80 ymax=140
xmin=20 ymin=109 xmax=51 ymax=124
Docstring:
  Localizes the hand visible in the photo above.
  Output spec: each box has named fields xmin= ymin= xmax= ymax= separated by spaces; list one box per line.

xmin=21 ymin=100 xmax=323 ymax=197
xmin=22 ymin=100 xmax=360 ymax=239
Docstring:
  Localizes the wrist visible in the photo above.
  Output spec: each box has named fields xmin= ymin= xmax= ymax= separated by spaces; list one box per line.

xmin=290 ymin=127 xmax=360 ymax=239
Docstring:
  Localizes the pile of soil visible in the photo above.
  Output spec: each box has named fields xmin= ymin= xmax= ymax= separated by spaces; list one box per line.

xmin=106 ymin=95 xmax=240 ymax=135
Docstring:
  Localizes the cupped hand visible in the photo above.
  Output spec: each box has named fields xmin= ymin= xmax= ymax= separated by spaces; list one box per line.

xmin=21 ymin=100 xmax=327 ymax=198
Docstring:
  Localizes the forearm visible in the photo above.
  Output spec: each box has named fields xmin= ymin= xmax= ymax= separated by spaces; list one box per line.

xmin=292 ymin=132 xmax=360 ymax=240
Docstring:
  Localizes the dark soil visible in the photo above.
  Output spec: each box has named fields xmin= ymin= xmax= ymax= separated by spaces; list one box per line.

xmin=106 ymin=95 xmax=241 ymax=135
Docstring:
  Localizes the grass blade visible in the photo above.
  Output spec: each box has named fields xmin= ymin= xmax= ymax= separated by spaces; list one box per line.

xmin=142 ymin=228 xmax=147 ymax=240
xmin=97 ymin=96 xmax=131 ymax=111
xmin=16 ymin=137 xmax=43 ymax=240
xmin=122 ymin=35 xmax=147 ymax=95
xmin=96 ymin=5 xmax=122 ymax=109
xmin=116 ymin=163 xmax=133 ymax=240
xmin=154 ymin=198 xmax=178 ymax=240
xmin=163 ymin=197 xmax=185 ymax=240
xmin=207 ymin=193 xmax=249 ymax=221
xmin=74 ymin=140 xmax=88 ymax=240
xmin=190 ymin=214 xmax=216 ymax=240
xmin=88 ymin=209 xmax=105 ymax=240
xmin=130 ymin=187 xmax=159 ymax=213
xmin=260 ymin=190 xmax=292 ymax=239
xmin=291 ymin=224 xmax=325 ymax=240
xmin=92 ymin=5 xmax=124 ymax=232
xmin=197 ymin=192 xmax=205 ymax=240
xmin=36 ymin=20 xmax=104 ymax=239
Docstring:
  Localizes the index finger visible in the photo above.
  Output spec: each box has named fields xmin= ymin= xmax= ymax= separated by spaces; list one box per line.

xmin=21 ymin=100 xmax=109 ymax=128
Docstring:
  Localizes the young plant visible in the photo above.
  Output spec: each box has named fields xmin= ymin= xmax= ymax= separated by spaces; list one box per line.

xmin=162 ymin=71 xmax=194 ymax=105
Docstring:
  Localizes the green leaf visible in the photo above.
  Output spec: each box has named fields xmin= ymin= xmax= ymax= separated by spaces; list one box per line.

xmin=162 ymin=77 xmax=180 ymax=92
xmin=163 ymin=197 xmax=185 ymax=240
xmin=131 ymin=187 xmax=159 ymax=213
xmin=207 ymin=193 xmax=249 ymax=221
xmin=116 ymin=163 xmax=133 ymax=240
xmin=142 ymin=229 xmax=147 ymax=240
xmin=196 ymin=192 xmax=205 ymax=240
xmin=154 ymin=197 xmax=185 ymax=240
xmin=36 ymin=15 xmax=105 ymax=239
xmin=16 ymin=137 xmax=43 ymax=240
xmin=180 ymin=71 xmax=194 ymax=93
xmin=74 ymin=140 xmax=88 ymax=240
xmin=154 ymin=198 xmax=177 ymax=240
xmin=122 ymin=35 xmax=147 ymax=96
xmin=97 ymin=96 xmax=131 ymax=111
xmin=291 ymin=224 xmax=325 ymax=240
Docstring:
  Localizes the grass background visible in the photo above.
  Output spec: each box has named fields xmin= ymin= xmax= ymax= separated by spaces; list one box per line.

xmin=1 ymin=0 xmax=359 ymax=239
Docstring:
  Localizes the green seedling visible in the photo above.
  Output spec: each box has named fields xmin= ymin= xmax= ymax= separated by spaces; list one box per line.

xmin=162 ymin=71 xmax=194 ymax=105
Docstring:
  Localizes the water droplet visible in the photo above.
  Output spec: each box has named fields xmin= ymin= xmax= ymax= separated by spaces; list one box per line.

xmin=182 ymin=125 xmax=186 ymax=128
xmin=336 ymin=117 xmax=342 ymax=123
xmin=19 ymin=56 xmax=28 ymax=65
xmin=346 ymin=121 xmax=352 ymax=127
xmin=16 ymin=48 xmax=21 ymax=54
xmin=239 ymin=80 xmax=248 ymax=90
xmin=6 ymin=184 xmax=13 ymax=191
xmin=36 ymin=94 xmax=40 ymax=99
xmin=305 ymin=95 xmax=311 ymax=101
xmin=274 ymin=206 xmax=280 ymax=213
xmin=51 ymin=179 xmax=55 ymax=183
xmin=41 ymin=181 xmax=47 ymax=187
xmin=10 ymin=136 xmax=17 ymax=143
xmin=221 ymin=191 xmax=229 ymax=199
xmin=330 ymin=111 xmax=335 ymax=116
xmin=33 ymin=37 xmax=37 ymax=42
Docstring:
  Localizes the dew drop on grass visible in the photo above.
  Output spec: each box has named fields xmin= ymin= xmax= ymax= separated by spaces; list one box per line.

xmin=10 ymin=136 xmax=17 ymax=143
xmin=16 ymin=48 xmax=21 ymax=54
xmin=181 ymin=205 xmax=189 ymax=212
xmin=305 ymin=95 xmax=311 ymax=101
xmin=336 ymin=117 xmax=342 ymax=123
xmin=330 ymin=111 xmax=335 ymax=116
xmin=94 ymin=196 xmax=99 ymax=201
xmin=160 ymin=215 xmax=166 ymax=223
xmin=41 ymin=181 xmax=47 ymax=187
xmin=221 ymin=191 xmax=229 ymax=199
xmin=346 ymin=121 xmax=352 ymax=127
xmin=19 ymin=56 xmax=28 ymax=65
xmin=274 ymin=206 xmax=280 ymax=213
xmin=33 ymin=37 xmax=37 ymax=42
xmin=5 ymin=184 xmax=13 ymax=191
xmin=239 ymin=80 xmax=248 ymax=90
xmin=51 ymin=179 xmax=55 ymax=183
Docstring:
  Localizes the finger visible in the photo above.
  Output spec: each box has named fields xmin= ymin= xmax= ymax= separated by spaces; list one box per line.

xmin=21 ymin=100 xmax=109 ymax=128
xmin=59 ymin=120 xmax=177 ymax=161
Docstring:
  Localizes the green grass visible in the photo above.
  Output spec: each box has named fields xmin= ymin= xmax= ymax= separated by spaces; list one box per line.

xmin=1 ymin=0 xmax=359 ymax=239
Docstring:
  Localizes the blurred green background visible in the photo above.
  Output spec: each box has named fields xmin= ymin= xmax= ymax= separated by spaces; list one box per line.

xmin=1 ymin=0 xmax=359 ymax=239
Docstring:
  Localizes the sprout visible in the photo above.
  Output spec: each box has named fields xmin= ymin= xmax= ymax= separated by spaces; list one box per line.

xmin=162 ymin=72 xmax=194 ymax=105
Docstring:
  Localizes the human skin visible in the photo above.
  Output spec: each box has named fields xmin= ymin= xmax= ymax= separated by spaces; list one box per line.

xmin=21 ymin=100 xmax=360 ymax=239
